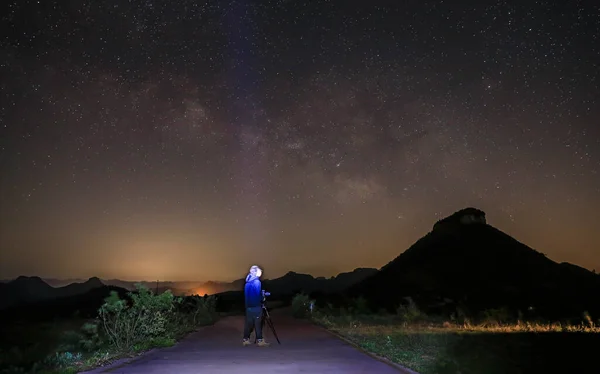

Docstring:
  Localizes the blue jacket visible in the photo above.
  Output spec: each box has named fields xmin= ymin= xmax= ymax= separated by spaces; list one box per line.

xmin=244 ymin=273 xmax=262 ymax=308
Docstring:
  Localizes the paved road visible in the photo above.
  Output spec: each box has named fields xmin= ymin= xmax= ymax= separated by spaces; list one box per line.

xmin=82 ymin=308 xmax=413 ymax=374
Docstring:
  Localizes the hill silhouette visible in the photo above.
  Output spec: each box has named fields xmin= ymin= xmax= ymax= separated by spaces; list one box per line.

xmin=261 ymin=268 xmax=378 ymax=296
xmin=145 ymin=268 xmax=377 ymax=297
xmin=348 ymin=207 xmax=600 ymax=320
xmin=0 ymin=267 xmax=376 ymax=312
xmin=207 ymin=267 xmax=378 ymax=313
xmin=6 ymin=270 xmax=373 ymax=298
xmin=0 ymin=276 xmax=106 ymax=310
xmin=0 ymin=284 xmax=130 ymax=322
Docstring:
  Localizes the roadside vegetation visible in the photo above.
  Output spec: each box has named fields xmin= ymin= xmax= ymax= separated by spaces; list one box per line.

xmin=0 ymin=284 xmax=218 ymax=374
xmin=292 ymin=293 xmax=600 ymax=374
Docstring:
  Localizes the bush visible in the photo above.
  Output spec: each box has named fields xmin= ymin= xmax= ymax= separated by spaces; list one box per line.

xmin=79 ymin=322 xmax=103 ymax=352
xmin=168 ymin=295 xmax=219 ymax=337
xmin=0 ymin=285 xmax=219 ymax=374
xmin=481 ymin=307 xmax=512 ymax=326
xmin=96 ymin=283 xmax=219 ymax=354
xmin=56 ymin=321 xmax=103 ymax=354
xmin=349 ymin=296 xmax=370 ymax=315
xmin=396 ymin=297 xmax=423 ymax=323
xmin=98 ymin=284 xmax=175 ymax=351
xmin=42 ymin=352 xmax=82 ymax=370
xmin=185 ymin=295 xmax=218 ymax=326
xmin=291 ymin=293 xmax=313 ymax=319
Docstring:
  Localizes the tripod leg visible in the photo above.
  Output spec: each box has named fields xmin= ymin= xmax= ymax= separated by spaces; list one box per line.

xmin=262 ymin=306 xmax=281 ymax=344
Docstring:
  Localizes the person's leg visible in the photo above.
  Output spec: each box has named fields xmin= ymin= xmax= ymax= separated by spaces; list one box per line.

xmin=254 ymin=308 xmax=263 ymax=340
xmin=245 ymin=307 xmax=260 ymax=343
xmin=242 ymin=309 xmax=254 ymax=346
xmin=255 ymin=307 xmax=270 ymax=346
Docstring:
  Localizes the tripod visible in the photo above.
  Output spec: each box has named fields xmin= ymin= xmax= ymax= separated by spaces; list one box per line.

xmin=256 ymin=301 xmax=281 ymax=344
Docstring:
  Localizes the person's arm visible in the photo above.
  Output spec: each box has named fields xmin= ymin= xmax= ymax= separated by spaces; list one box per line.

xmin=255 ymin=280 xmax=262 ymax=297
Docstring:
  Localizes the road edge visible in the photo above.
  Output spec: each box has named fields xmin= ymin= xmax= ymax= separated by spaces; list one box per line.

xmin=314 ymin=323 xmax=421 ymax=374
xmin=77 ymin=348 xmax=160 ymax=374
xmin=77 ymin=324 xmax=212 ymax=374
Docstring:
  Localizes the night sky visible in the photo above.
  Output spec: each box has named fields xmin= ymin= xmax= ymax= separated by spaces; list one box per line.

xmin=1 ymin=1 xmax=599 ymax=282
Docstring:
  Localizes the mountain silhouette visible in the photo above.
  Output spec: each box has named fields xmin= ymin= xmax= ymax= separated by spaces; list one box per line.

xmin=348 ymin=207 xmax=600 ymax=320
xmin=0 ymin=267 xmax=376 ymax=310
xmin=206 ymin=268 xmax=379 ymax=313
xmin=330 ymin=268 xmax=379 ymax=291
xmin=0 ymin=284 xmax=130 ymax=322
xmin=259 ymin=268 xmax=378 ymax=296
xmin=0 ymin=276 xmax=106 ymax=310
xmin=182 ymin=268 xmax=378 ymax=297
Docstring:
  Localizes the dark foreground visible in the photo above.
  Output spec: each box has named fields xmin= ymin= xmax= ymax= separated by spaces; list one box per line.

xmin=80 ymin=309 xmax=412 ymax=374
xmin=330 ymin=324 xmax=600 ymax=374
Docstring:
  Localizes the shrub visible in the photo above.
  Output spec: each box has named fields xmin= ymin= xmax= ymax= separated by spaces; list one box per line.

xmin=291 ymin=293 xmax=313 ymax=318
xmin=98 ymin=283 xmax=176 ymax=351
xmin=97 ymin=284 xmax=218 ymax=353
xmin=481 ymin=307 xmax=512 ymax=326
xmin=168 ymin=295 xmax=219 ymax=337
xmin=79 ymin=322 xmax=103 ymax=352
xmin=349 ymin=296 xmax=370 ymax=315
xmin=396 ymin=297 xmax=422 ymax=323
xmin=0 ymin=365 xmax=25 ymax=374
xmin=582 ymin=311 xmax=595 ymax=328
xmin=56 ymin=330 xmax=83 ymax=353
xmin=0 ymin=285 xmax=219 ymax=373
xmin=56 ymin=322 xmax=103 ymax=354
xmin=187 ymin=295 xmax=218 ymax=325
xmin=42 ymin=352 xmax=82 ymax=369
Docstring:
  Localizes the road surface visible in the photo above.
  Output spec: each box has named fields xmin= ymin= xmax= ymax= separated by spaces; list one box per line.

xmin=81 ymin=308 xmax=414 ymax=374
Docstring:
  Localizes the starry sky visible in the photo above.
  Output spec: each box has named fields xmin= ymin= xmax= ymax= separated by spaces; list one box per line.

xmin=1 ymin=0 xmax=599 ymax=282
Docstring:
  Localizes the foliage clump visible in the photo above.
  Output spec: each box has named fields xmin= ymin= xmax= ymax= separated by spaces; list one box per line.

xmin=291 ymin=293 xmax=314 ymax=318
xmin=1 ymin=284 xmax=218 ymax=374
xmin=97 ymin=284 xmax=218 ymax=351
xmin=98 ymin=284 xmax=175 ymax=350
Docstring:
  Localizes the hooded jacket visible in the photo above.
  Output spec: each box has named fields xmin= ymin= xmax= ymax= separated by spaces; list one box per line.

xmin=244 ymin=273 xmax=262 ymax=308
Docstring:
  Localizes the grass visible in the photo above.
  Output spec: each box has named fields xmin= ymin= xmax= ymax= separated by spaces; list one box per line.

xmin=0 ymin=319 xmax=87 ymax=372
xmin=1 ymin=319 xmax=125 ymax=373
xmin=313 ymin=314 xmax=600 ymax=374
xmin=0 ymin=288 xmax=221 ymax=373
xmin=0 ymin=317 xmax=201 ymax=374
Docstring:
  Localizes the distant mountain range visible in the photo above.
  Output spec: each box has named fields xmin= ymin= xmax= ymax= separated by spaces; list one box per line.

xmin=3 ymin=207 xmax=599 ymax=320
xmin=0 ymin=267 xmax=378 ymax=297
xmin=0 ymin=276 xmax=105 ymax=310
xmin=347 ymin=207 xmax=600 ymax=320
xmin=0 ymin=267 xmax=377 ymax=311
xmin=0 ymin=278 xmax=217 ymax=295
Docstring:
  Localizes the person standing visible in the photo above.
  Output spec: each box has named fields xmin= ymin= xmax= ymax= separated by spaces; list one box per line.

xmin=242 ymin=265 xmax=270 ymax=347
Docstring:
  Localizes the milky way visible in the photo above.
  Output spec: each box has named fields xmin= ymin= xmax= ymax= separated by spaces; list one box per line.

xmin=1 ymin=0 xmax=599 ymax=281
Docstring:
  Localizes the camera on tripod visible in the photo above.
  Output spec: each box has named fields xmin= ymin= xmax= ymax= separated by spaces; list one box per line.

xmin=261 ymin=290 xmax=270 ymax=303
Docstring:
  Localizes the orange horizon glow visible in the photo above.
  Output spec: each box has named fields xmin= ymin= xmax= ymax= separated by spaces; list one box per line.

xmin=191 ymin=288 xmax=211 ymax=296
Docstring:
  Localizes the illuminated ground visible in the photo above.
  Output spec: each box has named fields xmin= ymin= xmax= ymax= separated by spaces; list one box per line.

xmin=80 ymin=308 xmax=412 ymax=374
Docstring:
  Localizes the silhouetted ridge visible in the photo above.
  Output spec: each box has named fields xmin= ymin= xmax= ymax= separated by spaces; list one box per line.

xmin=349 ymin=207 xmax=600 ymax=319
xmin=86 ymin=276 xmax=104 ymax=286
xmin=11 ymin=275 xmax=51 ymax=287
xmin=0 ymin=266 xmax=377 ymax=311
xmin=0 ymin=276 xmax=107 ymax=310
xmin=332 ymin=268 xmax=378 ymax=288
xmin=2 ymin=276 xmax=54 ymax=308
xmin=433 ymin=207 xmax=486 ymax=228
xmin=0 ymin=285 xmax=129 ymax=321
